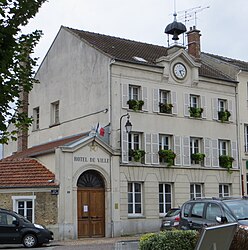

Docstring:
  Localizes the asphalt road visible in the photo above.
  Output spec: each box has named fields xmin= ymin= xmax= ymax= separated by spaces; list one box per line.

xmin=0 ymin=240 xmax=139 ymax=250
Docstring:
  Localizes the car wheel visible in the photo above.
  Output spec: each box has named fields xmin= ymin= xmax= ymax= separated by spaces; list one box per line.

xmin=23 ymin=234 xmax=37 ymax=248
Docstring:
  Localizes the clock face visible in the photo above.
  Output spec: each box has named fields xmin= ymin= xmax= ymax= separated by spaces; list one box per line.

xmin=173 ymin=63 xmax=187 ymax=79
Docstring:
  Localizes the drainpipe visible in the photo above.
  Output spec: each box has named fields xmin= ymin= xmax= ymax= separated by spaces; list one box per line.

xmin=236 ymin=71 xmax=243 ymax=196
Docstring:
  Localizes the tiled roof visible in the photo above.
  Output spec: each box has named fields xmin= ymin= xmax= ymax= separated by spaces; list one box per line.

xmin=0 ymin=158 xmax=58 ymax=188
xmin=9 ymin=132 xmax=88 ymax=159
xmin=203 ymin=52 xmax=248 ymax=72
xmin=66 ymin=27 xmax=236 ymax=82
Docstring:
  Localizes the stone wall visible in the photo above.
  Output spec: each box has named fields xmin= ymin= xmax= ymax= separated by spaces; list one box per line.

xmin=0 ymin=191 xmax=58 ymax=226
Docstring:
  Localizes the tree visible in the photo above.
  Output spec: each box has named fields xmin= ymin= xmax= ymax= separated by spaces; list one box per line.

xmin=0 ymin=0 xmax=47 ymax=144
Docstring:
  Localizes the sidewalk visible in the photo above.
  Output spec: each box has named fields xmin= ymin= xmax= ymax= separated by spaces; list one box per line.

xmin=52 ymin=235 xmax=141 ymax=246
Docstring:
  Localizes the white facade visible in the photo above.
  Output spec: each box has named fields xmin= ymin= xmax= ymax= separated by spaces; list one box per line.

xmin=3 ymin=26 xmax=242 ymax=239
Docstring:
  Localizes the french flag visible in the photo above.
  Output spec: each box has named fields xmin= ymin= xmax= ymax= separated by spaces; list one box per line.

xmin=96 ymin=123 xmax=105 ymax=137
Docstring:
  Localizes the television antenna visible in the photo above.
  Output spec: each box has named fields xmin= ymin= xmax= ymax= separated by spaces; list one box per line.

xmin=177 ymin=5 xmax=210 ymax=28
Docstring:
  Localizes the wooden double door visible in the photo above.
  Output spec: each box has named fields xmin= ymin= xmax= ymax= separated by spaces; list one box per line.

xmin=77 ymin=188 xmax=105 ymax=238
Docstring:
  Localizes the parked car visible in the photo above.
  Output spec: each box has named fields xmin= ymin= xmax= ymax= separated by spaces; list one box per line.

xmin=0 ymin=208 xmax=53 ymax=248
xmin=160 ymin=208 xmax=181 ymax=230
xmin=179 ymin=197 xmax=248 ymax=231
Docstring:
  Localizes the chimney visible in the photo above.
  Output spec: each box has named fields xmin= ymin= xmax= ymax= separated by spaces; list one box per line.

xmin=187 ymin=26 xmax=201 ymax=60
xmin=17 ymin=88 xmax=29 ymax=152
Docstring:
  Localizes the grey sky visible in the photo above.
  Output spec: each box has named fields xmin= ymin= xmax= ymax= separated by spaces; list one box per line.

xmin=21 ymin=0 xmax=248 ymax=64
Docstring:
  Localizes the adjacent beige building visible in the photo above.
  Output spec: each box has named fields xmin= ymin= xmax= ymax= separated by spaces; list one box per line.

xmin=2 ymin=25 xmax=245 ymax=239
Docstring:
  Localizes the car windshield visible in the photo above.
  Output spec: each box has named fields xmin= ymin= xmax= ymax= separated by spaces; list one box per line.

xmin=14 ymin=212 xmax=31 ymax=223
xmin=223 ymin=199 xmax=248 ymax=220
xmin=165 ymin=209 xmax=180 ymax=217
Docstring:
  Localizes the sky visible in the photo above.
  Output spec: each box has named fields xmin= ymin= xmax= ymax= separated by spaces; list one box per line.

xmin=21 ymin=0 xmax=248 ymax=64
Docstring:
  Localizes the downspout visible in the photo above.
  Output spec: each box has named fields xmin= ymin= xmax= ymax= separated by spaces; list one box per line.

xmin=236 ymin=70 xmax=243 ymax=196
xmin=108 ymin=59 xmax=115 ymax=238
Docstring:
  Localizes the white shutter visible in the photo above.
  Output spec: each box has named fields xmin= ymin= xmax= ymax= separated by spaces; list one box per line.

xmin=182 ymin=136 xmax=190 ymax=166
xmin=151 ymin=133 xmax=159 ymax=164
xmin=142 ymin=86 xmax=148 ymax=111
xmin=171 ymin=91 xmax=178 ymax=115
xmin=184 ymin=93 xmax=190 ymax=117
xmin=228 ymin=99 xmax=234 ymax=122
xmin=121 ymin=130 xmax=129 ymax=163
xmin=122 ymin=83 xmax=129 ymax=109
xmin=231 ymin=141 xmax=238 ymax=169
xmin=212 ymin=98 xmax=218 ymax=120
xmin=212 ymin=139 xmax=219 ymax=167
xmin=145 ymin=133 xmax=152 ymax=164
xmin=174 ymin=136 xmax=182 ymax=165
xmin=204 ymin=138 xmax=211 ymax=167
xmin=201 ymin=95 xmax=207 ymax=119
xmin=153 ymin=89 xmax=159 ymax=113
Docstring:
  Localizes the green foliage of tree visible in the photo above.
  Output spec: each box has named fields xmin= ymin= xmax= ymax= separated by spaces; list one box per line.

xmin=0 ymin=0 xmax=47 ymax=144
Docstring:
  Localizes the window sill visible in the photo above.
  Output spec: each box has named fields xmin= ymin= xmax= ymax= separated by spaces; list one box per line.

xmin=128 ymin=215 xmax=145 ymax=219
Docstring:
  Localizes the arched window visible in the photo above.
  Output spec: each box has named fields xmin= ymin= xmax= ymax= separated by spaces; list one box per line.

xmin=77 ymin=170 xmax=104 ymax=188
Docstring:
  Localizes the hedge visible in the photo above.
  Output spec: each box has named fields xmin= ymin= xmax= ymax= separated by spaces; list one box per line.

xmin=139 ymin=230 xmax=199 ymax=250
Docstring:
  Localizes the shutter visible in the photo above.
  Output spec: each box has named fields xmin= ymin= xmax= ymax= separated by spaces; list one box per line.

xmin=122 ymin=83 xmax=129 ymax=109
xmin=231 ymin=141 xmax=238 ymax=169
xmin=212 ymin=98 xmax=218 ymax=120
xmin=121 ymin=130 xmax=129 ymax=163
xmin=212 ymin=139 xmax=219 ymax=167
xmin=182 ymin=136 xmax=190 ymax=166
xmin=184 ymin=93 xmax=190 ymax=117
xmin=201 ymin=95 xmax=207 ymax=119
xmin=174 ymin=136 xmax=182 ymax=165
xmin=145 ymin=133 xmax=152 ymax=164
xmin=171 ymin=91 xmax=178 ymax=115
xmin=142 ymin=86 xmax=148 ymax=111
xmin=151 ymin=133 xmax=159 ymax=164
xmin=204 ymin=138 xmax=211 ymax=167
xmin=153 ymin=89 xmax=159 ymax=113
xmin=228 ymin=99 xmax=234 ymax=122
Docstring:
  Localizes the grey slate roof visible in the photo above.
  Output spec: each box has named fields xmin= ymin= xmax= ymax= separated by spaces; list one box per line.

xmin=65 ymin=27 xmax=237 ymax=83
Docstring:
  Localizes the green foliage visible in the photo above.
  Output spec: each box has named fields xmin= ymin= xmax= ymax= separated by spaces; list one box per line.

xmin=127 ymin=99 xmax=144 ymax=111
xmin=191 ymin=153 xmax=205 ymax=162
xmin=218 ymin=110 xmax=231 ymax=122
xmin=0 ymin=0 xmax=47 ymax=144
xmin=159 ymin=103 xmax=173 ymax=114
xmin=189 ymin=107 xmax=203 ymax=118
xmin=158 ymin=149 xmax=176 ymax=166
xmin=139 ymin=230 xmax=199 ymax=250
xmin=219 ymin=155 xmax=234 ymax=173
xmin=129 ymin=149 xmax=145 ymax=162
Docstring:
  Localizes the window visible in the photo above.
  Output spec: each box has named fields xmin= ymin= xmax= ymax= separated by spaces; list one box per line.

xmin=190 ymin=95 xmax=199 ymax=108
xmin=245 ymin=125 xmax=248 ymax=152
xmin=128 ymin=133 xmax=143 ymax=161
xmin=159 ymin=183 xmax=172 ymax=215
xmin=12 ymin=196 xmax=36 ymax=223
xmin=191 ymin=202 xmax=204 ymax=218
xmin=206 ymin=203 xmax=222 ymax=221
xmin=219 ymin=184 xmax=230 ymax=197
xmin=159 ymin=134 xmax=172 ymax=164
xmin=190 ymin=138 xmax=204 ymax=164
xmin=128 ymin=182 xmax=142 ymax=215
xmin=129 ymin=85 xmax=140 ymax=100
xmin=159 ymin=135 xmax=170 ymax=151
xmin=190 ymin=184 xmax=203 ymax=199
xmin=159 ymin=90 xmax=172 ymax=114
xmin=33 ymin=107 xmax=40 ymax=130
xmin=219 ymin=140 xmax=228 ymax=156
xmin=0 ymin=212 xmax=17 ymax=225
xmin=218 ymin=99 xmax=227 ymax=112
xmin=51 ymin=101 xmax=59 ymax=125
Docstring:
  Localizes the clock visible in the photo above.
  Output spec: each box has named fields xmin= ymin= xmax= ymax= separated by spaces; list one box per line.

xmin=173 ymin=63 xmax=187 ymax=79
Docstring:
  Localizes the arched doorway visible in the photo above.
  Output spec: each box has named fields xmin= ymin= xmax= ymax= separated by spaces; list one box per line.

xmin=77 ymin=170 xmax=105 ymax=238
